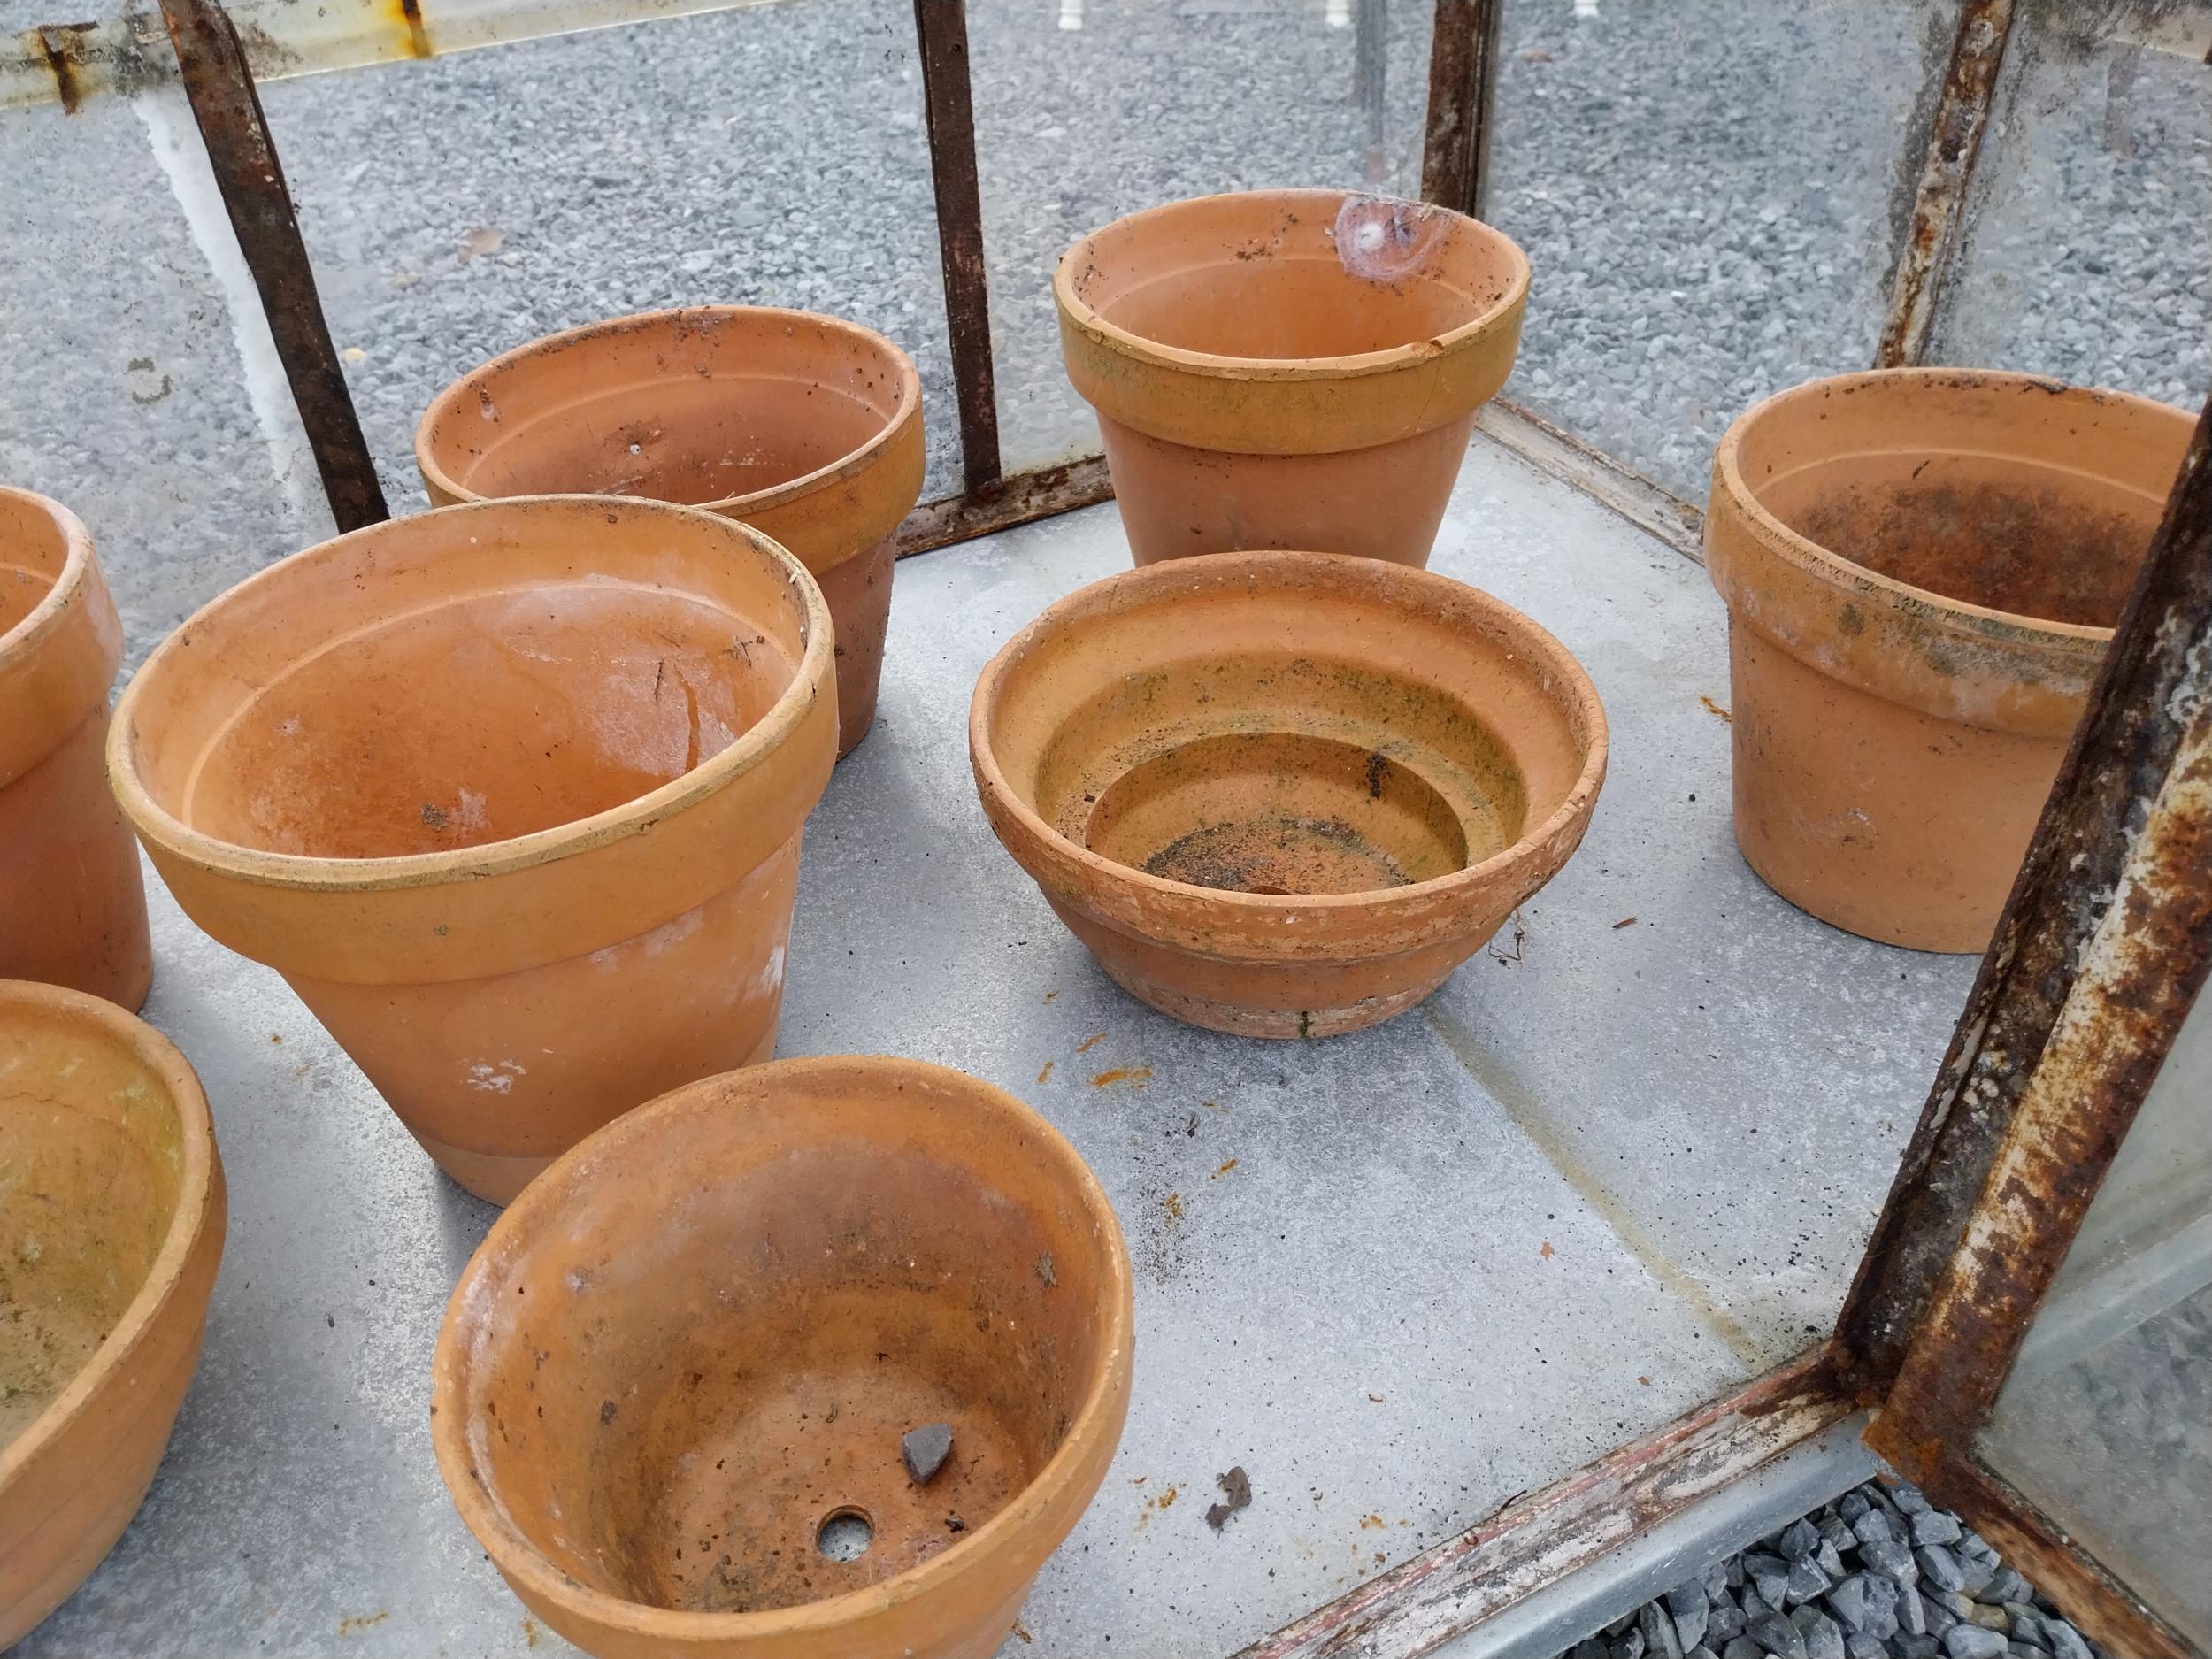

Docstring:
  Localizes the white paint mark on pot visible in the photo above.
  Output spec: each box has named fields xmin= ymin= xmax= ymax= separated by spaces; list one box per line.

xmin=465 ymin=1059 xmax=527 ymax=1093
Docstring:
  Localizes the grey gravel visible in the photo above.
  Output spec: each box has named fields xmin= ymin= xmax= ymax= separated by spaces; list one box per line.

xmin=1910 ymin=1510 xmax=1963 ymax=1548
xmin=1795 ymin=1606 xmax=1847 ymax=1659
xmin=1549 ymin=1479 xmax=2117 ymax=1659
xmin=1943 ymin=1630 xmax=2008 ymax=1659
xmin=1644 ymin=1599 xmax=1686 ymax=1659
xmin=1670 ymin=1580 xmax=1714 ymax=1653
xmin=1916 ymin=1546 xmax=1968 ymax=1593
xmin=1750 ymin=1613 xmax=1809 ymax=1659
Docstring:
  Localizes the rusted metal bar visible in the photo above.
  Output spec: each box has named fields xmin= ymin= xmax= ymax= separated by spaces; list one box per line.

xmin=1476 ymin=397 xmax=1705 ymax=562
xmin=1420 ymin=0 xmax=1500 ymax=217
xmin=158 ymin=0 xmax=388 ymax=534
xmin=911 ymin=0 xmax=1002 ymax=495
xmin=1837 ymin=390 xmax=2212 ymax=1409
xmin=895 ymin=455 xmax=1110 ymax=557
xmin=1874 ymin=0 xmax=2015 ymax=367
xmin=1239 ymin=1349 xmax=1852 ymax=1659
xmin=1926 ymin=1457 xmax=2200 ymax=1659
xmin=4 ymin=0 xmax=790 ymax=110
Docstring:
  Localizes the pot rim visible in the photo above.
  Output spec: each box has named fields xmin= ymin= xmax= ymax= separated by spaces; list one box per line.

xmin=1052 ymin=188 xmax=1532 ymax=386
xmin=0 ymin=485 xmax=103 ymax=674
xmin=970 ymin=549 xmax=1609 ymax=928
xmin=107 ymin=495 xmax=836 ymax=896
xmin=413 ymin=304 xmax=924 ymax=518
xmin=0 ymin=979 xmax=221 ymax=1487
xmin=429 ymin=1053 xmax=1135 ymax=1645
xmin=1709 ymin=366 xmax=2180 ymax=651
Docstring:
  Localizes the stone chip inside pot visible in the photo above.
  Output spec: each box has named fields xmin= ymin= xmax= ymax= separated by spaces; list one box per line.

xmin=902 ymin=1421 xmax=954 ymax=1486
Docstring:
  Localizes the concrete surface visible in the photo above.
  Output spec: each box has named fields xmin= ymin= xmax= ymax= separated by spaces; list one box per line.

xmin=15 ymin=437 xmax=1978 ymax=1657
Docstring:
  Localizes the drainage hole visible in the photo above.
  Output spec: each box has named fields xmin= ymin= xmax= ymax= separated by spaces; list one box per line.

xmin=816 ymin=1507 xmax=873 ymax=1562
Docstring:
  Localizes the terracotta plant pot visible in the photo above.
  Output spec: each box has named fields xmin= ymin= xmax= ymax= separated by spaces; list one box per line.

xmin=1707 ymin=369 xmax=2193 ymax=953
xmin=1 ymin=979 xmax=225 ymax=1647
xmin=108 ymin=496 xmax=836 ymax=1204
xmin=970 ymin=550 xmax=1607 ymax=1037
xmin=1054 ymin=189 xmax=1528 ymax=570
xmin=432 ymin=1056 xmax=1133 ymax=1659
xmin=0 ymin=488 xmax=152 ymax=1009
xmin=416 ymin=307 xmax=924 ymax=757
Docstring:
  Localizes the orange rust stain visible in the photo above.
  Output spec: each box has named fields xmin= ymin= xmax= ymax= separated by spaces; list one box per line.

xmin=1091 ymin=1066 xmax=1151 ymax=1088
xmin=1700 ymin=694 xmax=1733 ymax=724
xmin=1011 ymin=1620 xmax=1035 ymax=1644
xmin=1042 ymin=990 xmax=1059 ymax=1003
xmin=1360 ymin=1514 xmax=1385 ymax=1530
xmin=337 ymin=1611 xmax=389 ymax=1638
xmin=1158 ymin=1485 xmax=1178 ymax=1509
xmin=1037 ymin=1060 xmax=1055 ymax=1085
xmin=1211 ymin=1158 xmax=1238 ymax=1179
xmin=1164 ymin=1192 xmax=1184 ymax=1223
xmin=1638 ymin=1375 xmax=1652 ymax=1386
xmin=1540 ymin=1240 xmax=1555 ymax=1259
xmin=1613 ymin=916 xmax=1638 ymax=929
xmin=1131 ymin=1474 xmax=1147 ymax=1485
xmin=521 ymin=1615 xmax=541 ymax=1647
xmin=1075 ymin=1032 xmax=1107 ymax=1053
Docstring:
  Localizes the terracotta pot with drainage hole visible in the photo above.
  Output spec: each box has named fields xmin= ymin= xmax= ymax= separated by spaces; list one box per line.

xmin=970 ymin=550 xmax=1607 ymax=1037
xmin=1055 ymin=189 xmax=1529 ymax=569
xmin=417 ymin=306 xmax=924 ymax=757
xmin=0 ymin=488 xmax=152 ymax=1009
xmin=1707 ymin=369 xmax=2195 ymax=953
xmin=1 ymin=979 xmax=226 ymax=1647
xmin=431 ymin=1055 xmax=1133 ymax=1659
xmin=107 ymin=496 xmax=836 ymax=1204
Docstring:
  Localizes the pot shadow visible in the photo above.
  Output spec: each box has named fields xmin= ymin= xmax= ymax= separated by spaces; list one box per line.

xmin=430 ymin=1168 xmax=502 ymax=1264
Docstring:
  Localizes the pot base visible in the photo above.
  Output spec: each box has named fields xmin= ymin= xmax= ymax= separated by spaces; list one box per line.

xmin=1095 ymin=951 xmax=1448 ymax=1040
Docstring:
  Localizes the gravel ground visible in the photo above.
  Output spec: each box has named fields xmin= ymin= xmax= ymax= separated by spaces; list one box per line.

xmin=1553 ymin=1476 xmax=2116 ymax=1659
xmin=3 ymin=0 xmax=2206 ymax=659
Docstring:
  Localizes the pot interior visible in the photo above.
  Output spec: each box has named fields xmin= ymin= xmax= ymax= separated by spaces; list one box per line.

xmin=0 ymin=491 xmax=66 ymax=641
xmin=428 ymin=313 xmax=910 ymax=510
xmin=1760 ymin=453 xmax=2159 ymax=629
xmin=175 ymin=583 xmax=799 ymax=861
xmin=0 ymin=1002 xmax=187 ymax=1449
xmin=456 ymin=1075 xmax=1111 ymax=1617
xmin=1026 ymin=652 xmax=1531 ymax=898
xmin=1069 ymin=193 xmax=1521 ymax=362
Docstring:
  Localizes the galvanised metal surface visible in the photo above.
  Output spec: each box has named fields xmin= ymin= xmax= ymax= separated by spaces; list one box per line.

xmin=19 ymin=439 xmax=1973 ymax=1658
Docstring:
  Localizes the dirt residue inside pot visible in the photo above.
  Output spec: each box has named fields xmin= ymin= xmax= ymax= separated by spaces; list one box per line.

xmin=184 ymin=585 xmax=798 ymax=859
xmin=1779 ymin=474 xmax=2155 ymax=628
xmin=1080 ymin=729 xmax=1495 ymax=896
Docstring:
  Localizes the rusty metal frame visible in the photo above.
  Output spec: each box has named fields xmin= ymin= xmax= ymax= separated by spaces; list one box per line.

xmin=1236 ymin=1349 xmax=1854 ymax=1659
xmin=1419 ymin=0 xmax=1500 ymax=218
xmin=1874 ymin=0 xmax=2015 ymax=367
xmin=911 ymin=0 xmax=1001 ymax=497
xmin=1831 ymin=391 xmax=2212 ymax=1658
xmin=157 ymin=0 xmax=389 ymax=532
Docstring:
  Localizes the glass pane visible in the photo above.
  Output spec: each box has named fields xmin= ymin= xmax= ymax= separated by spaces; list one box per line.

xmin=1487 ymin=0 xmax=1940 ymax=500
xmin=1978 ymin=985 xmax=2212 ymax=1649
xmin=972 ymin=0 xmax=1437 ymax=473
xmin=1929 ymin=3 xmax=2212 ymax=409
xmin=0 ymin=89 xmax=335 ymax=669
xmin=260 ymin=0 xmax=962 ymax=511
